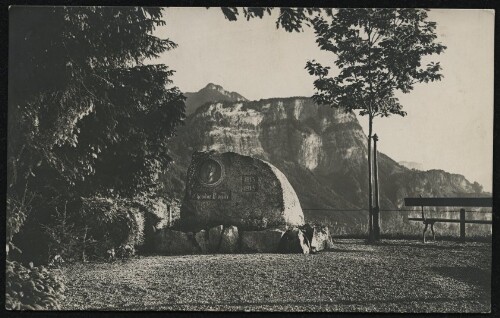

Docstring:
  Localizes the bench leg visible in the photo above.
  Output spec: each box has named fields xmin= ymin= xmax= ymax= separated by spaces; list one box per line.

xmin=423 ymin=223 xmax=428 ymax=243
xmin=430 ymin=223 xmax=435 ymax=241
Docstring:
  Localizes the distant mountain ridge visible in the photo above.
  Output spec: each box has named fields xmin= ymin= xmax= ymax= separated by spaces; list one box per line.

xmin=183 ymin=83 xmax=248 ymax=115
xmin=163 ymin=85 xmax=485 ymax=227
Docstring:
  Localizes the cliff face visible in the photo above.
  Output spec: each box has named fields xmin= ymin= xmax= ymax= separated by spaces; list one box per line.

xmin=163 ymin=92 xmax=482 ymax=226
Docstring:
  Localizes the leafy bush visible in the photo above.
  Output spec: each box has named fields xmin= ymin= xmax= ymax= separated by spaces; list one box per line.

xmin=80 ymin=197 xmax=143 ymax=258
xmin=42 ymin=201 xmax=84 ymax=263
xmin=6 ymin=260 xmax=65 ymax=310
xmin=38 ymin=196 xmax=146 ymax=262
xmin=6 ymin=182 xmax=35 ymax=248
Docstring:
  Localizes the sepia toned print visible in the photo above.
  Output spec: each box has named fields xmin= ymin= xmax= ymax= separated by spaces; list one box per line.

xmin=6 ymin=7 xmax=493 ymax=312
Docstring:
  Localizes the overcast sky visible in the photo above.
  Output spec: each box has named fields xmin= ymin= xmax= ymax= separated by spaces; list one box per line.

xmin=154 ymin=8 xmax=494 ymax=192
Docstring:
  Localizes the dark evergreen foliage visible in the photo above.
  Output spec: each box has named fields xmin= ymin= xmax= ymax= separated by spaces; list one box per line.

xmin=8 ymin=6 xmax=184 ymax=266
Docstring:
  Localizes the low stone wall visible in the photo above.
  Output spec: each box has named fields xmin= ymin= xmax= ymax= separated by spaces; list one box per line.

xmin=154 ymin=224 xmax=333 ymax=255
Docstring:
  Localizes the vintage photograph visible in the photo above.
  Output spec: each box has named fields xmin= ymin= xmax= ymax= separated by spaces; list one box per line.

xmin=6 ymin=6 xmax=493 ymax=312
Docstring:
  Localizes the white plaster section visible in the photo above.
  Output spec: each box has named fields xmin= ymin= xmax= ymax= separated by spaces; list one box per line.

xmin=293 ymin=99 xmax=304 ymax=120
xmin=298 ymin=132 xmax=322 ymax=170
xmin=207 ymin=103 xmax=264 ymax=126
xmin=343 ymin=146 xmax=358 ymax=159
xmin=335 ymin=111 xmax=357 ymax=124
xmin=261 ymin=103 xmax=271 ymax=110
xmin=274 ymin=101 xmax=286 ymax=119
xmin=320 ymin=117 xmax=330 ymax=131
xmin=201 ymin=102 xmax=266 ymax=156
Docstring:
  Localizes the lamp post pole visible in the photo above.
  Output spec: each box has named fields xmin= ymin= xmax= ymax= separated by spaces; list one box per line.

xmin=373 ymin=134 xmax=381 ymax=241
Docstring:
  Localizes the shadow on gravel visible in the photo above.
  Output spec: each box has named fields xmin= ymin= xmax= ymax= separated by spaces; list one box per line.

xmin=375 ymin=241 xmax=471 ymax=250
xmin=431 ymin=266 xmax=491 ymax=290
xmin=321 ymin=248 xmax=363 ymax=253
xmin=111 ymin=296 xmax=488 ymax=311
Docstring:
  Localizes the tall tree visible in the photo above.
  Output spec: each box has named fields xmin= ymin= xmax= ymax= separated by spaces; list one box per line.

xmin=305 ymin=9 xmax=446 ymax=239
xmin=8 ymin=6 xmax=185 ymax=260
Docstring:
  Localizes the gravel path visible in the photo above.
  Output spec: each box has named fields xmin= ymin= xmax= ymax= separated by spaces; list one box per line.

xmin=62 ymin=239 xmax=491 ymax=312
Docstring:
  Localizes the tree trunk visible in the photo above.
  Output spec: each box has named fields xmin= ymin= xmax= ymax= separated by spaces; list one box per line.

xmin=82 ymin=225 xmax=88 ymax=262
xmin=367 ymin=116 xmax=373 ymax=241
xmin=373 ymin=134 xmax=380 ymax=241
xmin=366 ymin=26 xmax=374 ymax=242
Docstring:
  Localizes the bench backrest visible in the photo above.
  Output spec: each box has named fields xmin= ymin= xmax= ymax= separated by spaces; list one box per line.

xmin=404 ymin=197 xmax=492 ymax=208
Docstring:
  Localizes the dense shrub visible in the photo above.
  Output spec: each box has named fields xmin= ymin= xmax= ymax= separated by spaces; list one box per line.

xmin=79 ymin=197 xmax=143 ymax=259
xmin=6 ymin=260 xmax=65 ymax=310
xmin=6 ymin=194 xmax=31 ymax=245
xmin=41 ymin=200 xmax=84 ymax=263
xmin=40 ymin=196 xmax=147 ymax=261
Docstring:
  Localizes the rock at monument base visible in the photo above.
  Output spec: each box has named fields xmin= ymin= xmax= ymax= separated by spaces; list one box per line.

xmin=152 ymin=224 xmax=329 ymax=255
xmin=278 ymin=228 xmax=310 ymax=254
xmin=311 ymin=226 xmax=334 ymax=252
xmin=194 ymin=229 xmax=210 ymax=253
xmin=241 ymin=229 xmax=285 ymax=253
xmin=219 ymin=226 xmax=239 ymax=253
xmin=154 ymin=229 xmax=199 ymax=255
xmin=299 ymin=224 xmax=314 ymax=246
xmin=208 ymin=225 xmax=224 ymax=252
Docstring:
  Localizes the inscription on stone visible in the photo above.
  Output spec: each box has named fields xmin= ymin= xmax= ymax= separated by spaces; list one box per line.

xmin=242 ymin=175 xmax=258 ymax=192
xmin=191 ymin=191 xmax=231 ymax=200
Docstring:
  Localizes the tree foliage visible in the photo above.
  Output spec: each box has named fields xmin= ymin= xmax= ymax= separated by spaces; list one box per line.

xmin=216 ymin=7 xmax=329 ymax=32
xmin=6 ymin=260 xmax=66 ymax=310
xmin=9 ymin=7 xmax=184 ymax=199
xmin=8 ymin=6 xmax=185 ymax=263
xmin=305 ymin=8 xmax=446 ymax=118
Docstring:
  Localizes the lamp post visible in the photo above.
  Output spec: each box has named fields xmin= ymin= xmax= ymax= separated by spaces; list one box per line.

xmin=373 ymin=134 xmax=381 ymax=241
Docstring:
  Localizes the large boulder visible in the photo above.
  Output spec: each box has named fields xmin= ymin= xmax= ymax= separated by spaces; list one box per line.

xmin=241 ymin=228 xmax=285 ymax=253
xmin=154 ymin=229 xmax=199 ymax=255
xmin=180 ymin=151 xmax=304 ymax=231
xmin=278 ymin=228 xmax=310 ymax=254
xmin=208 ymin=225 xmax=224 ymax=252
xmin=194 ymin=229 xmax=210 ymax=253
xmin=219 ymin=226 xmax=239 ymax=253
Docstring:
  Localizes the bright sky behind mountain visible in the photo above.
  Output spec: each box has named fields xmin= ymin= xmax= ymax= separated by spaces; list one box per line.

xmin=154 ymin=8 xmax=494 ymax=192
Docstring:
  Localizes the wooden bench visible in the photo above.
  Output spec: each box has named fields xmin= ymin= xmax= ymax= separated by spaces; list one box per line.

xmin=404 ymin=197 xmax=492 ymax=243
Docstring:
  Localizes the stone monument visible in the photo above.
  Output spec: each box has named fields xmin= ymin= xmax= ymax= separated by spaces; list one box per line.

xmin=179 ymin=151 xmax=305 ymax=231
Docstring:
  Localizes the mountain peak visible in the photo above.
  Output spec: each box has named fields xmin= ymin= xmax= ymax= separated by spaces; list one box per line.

xmin=204 ymin=83 xmax=223 ymax=90
xmin=184 ymin=83 xmax=248 ymax=115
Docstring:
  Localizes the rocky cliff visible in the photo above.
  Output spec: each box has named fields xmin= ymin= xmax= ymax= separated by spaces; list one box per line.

xmin=163 ymin=88 xmax=483 ymax=227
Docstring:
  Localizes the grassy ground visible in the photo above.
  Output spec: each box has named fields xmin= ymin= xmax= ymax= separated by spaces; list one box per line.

xmin=62 ymin=239 xmax=491 ymax=312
